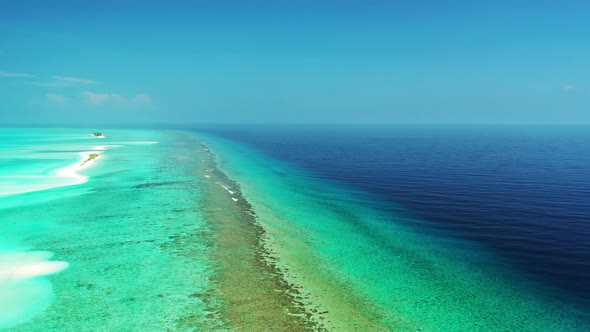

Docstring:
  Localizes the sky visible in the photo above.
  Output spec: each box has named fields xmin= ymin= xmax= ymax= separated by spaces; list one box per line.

xmin=0 ymin=0 xmax=589 ymax=125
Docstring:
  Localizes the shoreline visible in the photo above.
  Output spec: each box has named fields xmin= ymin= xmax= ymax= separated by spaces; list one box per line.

xmin=0 ymin=251 xmax=69 ymax=282
xmin=0 ymin=146 xmax=105 ymax=198
xmin=55 ymin=150 xmax=100 ymax=180
xmin=55 ymin=145 xmax=107 ymax=179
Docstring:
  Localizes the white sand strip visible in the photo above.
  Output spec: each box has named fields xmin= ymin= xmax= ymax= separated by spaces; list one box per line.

xmin=220 ymin=185 xmax=236 ymax=195
xmin=0 ymin=147 xmax=109 ymax=198
xmin=55 ymin=151 xmax=101 ymax=181
xmin=0 ymin=252 xmax=69 ymax=282
xmin=5 ymin=261 xmax=69 ymax=280
xmin=126 ymin=141 xmax=159 ymax=145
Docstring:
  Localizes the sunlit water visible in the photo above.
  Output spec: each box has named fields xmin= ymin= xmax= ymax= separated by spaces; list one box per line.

xmin=3 ymin=126 xmax=590 ymax=330
xmin=189 ymin=125 xmax=590 ymax=330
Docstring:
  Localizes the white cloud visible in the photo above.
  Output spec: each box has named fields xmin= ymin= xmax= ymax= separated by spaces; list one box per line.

xmin=46 ymin=93 xmax=69 ymax=104
xmin=0 ymin=71 xmax=33 ymax=78
xmin=132 ymin=93 xmax=152 ymax=105
xmin=81 ymin=91 xmax=151 ymax=106
xmin=54 ymin=76 xmax=96 ymax=84
xmin=29 ymin=81 xmax=74 ymax=88
xmin=110 ymin=93 xmax=128 ymax=104
xmin=81 ymin=91 xmax=110 ymax=105
xmin=563 ymin=84 xmax=575 ymax=91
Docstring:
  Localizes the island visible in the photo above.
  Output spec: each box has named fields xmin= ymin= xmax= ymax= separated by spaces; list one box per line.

xmin=92 ymin=132 xmax=104 ymax=138
xmin=80 ymin=153 xmax=100 ymax=167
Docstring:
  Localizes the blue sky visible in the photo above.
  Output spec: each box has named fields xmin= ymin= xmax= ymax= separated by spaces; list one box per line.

xmin=1 ymin=0 xmax=589 ymax=124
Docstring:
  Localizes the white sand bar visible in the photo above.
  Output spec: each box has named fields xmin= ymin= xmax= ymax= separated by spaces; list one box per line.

xmin=55 ymin=151 xmax=101 ymax=181
xmin=0 ymin=251 xmax=69 ymax=282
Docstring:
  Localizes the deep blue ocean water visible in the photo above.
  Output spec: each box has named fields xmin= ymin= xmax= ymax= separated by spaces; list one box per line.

xmin=190 ymin=124 xmax=590 ymax=303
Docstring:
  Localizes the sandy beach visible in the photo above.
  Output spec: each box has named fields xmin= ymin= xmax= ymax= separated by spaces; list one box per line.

xmin=55 ymin=145 xmax=105 ymax=181
xmin=0 ymin=145 xmax=106 ymax=197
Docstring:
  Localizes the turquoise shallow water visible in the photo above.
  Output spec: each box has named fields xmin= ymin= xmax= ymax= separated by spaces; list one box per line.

xmin=0 ymin=128 xmax=100 ymax=199
xmin=0 ymin=129 xmax=219 ymax=330
xmin=191 ymin=130 xmax=590 ymax=331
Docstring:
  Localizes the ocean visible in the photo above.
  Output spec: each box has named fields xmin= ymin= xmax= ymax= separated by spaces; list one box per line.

xmin=194 ymin=124 xmax=590 ymax=299
xmin=1 ymin=125 xmax=589 ymax=331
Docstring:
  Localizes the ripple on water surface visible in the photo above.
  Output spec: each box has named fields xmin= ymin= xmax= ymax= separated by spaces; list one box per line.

xmin=192 ymin=128 xmax=590 ymax=331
